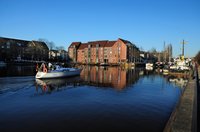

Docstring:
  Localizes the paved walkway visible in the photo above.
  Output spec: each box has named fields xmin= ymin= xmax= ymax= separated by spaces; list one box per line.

xmin=197 ymin=66 xmax=200 ymax=132
xmin=164 ymin=68 xmax=197 ymax=132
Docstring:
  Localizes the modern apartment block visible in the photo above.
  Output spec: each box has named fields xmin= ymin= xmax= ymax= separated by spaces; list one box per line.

xmin=68 ymin=38 xmax=140 ymax=65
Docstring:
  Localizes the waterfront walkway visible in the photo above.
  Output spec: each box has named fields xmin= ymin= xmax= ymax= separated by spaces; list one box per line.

xmin=197 ymin=66 xmax=200 ymax=132
xmin=164 ymin=66 xmax=199 ymax=132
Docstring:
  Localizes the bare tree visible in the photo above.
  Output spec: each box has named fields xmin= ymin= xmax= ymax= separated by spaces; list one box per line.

xmin=140 ymin=46 xmax=144 ymax=51
xmin=38 ymin=38 xmax=55 ymax=50
xmin=55 ymin=46 xmax=65 ymax=51
xmin=149 ymin=47 xmax=157 ymax=54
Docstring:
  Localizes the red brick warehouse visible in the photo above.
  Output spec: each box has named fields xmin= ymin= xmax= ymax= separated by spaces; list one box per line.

xmin=68 ymin=38 xmax=140 ymax=65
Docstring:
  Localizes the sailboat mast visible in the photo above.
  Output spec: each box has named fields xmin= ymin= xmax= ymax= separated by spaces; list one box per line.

xmin=182 ymin=40 xmax=185 ymax=56
xmin=164 ymin=41 xmax=166 ymax=62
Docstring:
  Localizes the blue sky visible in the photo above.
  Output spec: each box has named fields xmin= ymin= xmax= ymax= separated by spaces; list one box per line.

xmin=0 ymin=0 xmax=199 ymax=57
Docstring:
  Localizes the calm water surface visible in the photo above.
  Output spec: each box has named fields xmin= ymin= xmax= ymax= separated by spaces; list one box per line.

xmin=0 ymin=65 xmax=188 ymax=132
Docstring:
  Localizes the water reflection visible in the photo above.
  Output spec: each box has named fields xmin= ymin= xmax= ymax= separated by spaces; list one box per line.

xmin=80 ymin=66 xmax=140 ymax=90
xmin=1 ymin=66 xmax=188 ymax=132
xmin=35 ymin=66 xmax=189 ymax=94
xmin=35 ymin=76 xmax=82 ymax=95
xmin=0 ymin=65 xmax=36 ymax=77
xmin=167 ymin=75 xmax=189 ymax=88
xmin=35 ymin=66 xmax=141 ymax=94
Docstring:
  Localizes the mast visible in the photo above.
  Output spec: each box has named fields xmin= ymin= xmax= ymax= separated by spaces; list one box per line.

xmin=181 ymin=40 xmax=187 ymax=60
xmin=182 ymin=40 xmax=185 ymax=56
xmin=168 ymin=44 xmax=172 ymax=62
xmin=164 ymin=41 xmax=166 ymax=62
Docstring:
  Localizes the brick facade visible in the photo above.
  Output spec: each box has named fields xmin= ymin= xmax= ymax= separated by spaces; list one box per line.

xmin=68 ymin=38 xmax=140 ymax=65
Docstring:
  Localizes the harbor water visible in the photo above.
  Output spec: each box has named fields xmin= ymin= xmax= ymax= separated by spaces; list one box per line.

xmin=0 ymin=65 xmax=188 ymax=131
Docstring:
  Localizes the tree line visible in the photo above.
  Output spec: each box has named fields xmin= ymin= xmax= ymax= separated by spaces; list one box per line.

xmin=195 ymin=51 xmax=200 ymax=65
xmin=38 ymin=38 xmax=65 ymax=51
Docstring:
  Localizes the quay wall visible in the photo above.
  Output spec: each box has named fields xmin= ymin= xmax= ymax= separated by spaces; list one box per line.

xmin=163 ymin=67 xmax=198 ymax=132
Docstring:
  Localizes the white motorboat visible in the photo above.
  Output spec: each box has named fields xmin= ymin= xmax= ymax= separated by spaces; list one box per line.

xmin=35 ymin=64 xmax=82 ymax=79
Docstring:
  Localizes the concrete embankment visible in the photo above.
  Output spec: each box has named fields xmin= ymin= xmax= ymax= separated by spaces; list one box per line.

xmin=164 ymin=68 xmax=198 ymax=132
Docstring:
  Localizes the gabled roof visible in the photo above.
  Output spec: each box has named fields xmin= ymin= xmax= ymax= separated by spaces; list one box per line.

xmin=0 ymin=37 xmax=48 ymax=49
xmin=88 ymin=40 xmax=108 ymax=47
xmin=78 ymin=43 xmax=88 ymax=50
xmin=32 ymin=41 xmax=49 ymax=50
xmin=70 ymin=38 xmax=138 ymax=50
xmin=98 ymin=41 xmax=109 ymax=47
xmin=0 ymin=37 xmax=29 ymax=42
xmin=104 ymin=41 xmax=116 ymax=47
xmin=118 ymin=38 xmax=131 ymax=44
xmin=69 ymin=42 xmax=81 ymax=48
xmin=118 ymin=38 xmax=139 ymax=49
xmin=0 ymin=37 xmax=29 ymax=45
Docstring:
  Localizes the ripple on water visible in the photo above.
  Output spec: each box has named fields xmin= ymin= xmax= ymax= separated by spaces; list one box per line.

xmin=0 ymin=76 xmax=35 ymax=94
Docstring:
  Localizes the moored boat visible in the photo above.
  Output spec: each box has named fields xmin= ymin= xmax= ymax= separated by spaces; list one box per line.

xmin=145 ymin=63 xmax=153 ymax=70
xmin=163 ymin=65 xmax=169 ymax=75
xmin=169 ymin=59 xmax=190 ymax=72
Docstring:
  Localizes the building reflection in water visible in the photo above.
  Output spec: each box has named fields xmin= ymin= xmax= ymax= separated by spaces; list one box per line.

xmin=35 ymin=65 xmax=189 ymax=95
xmin=80 ymin=66 xmax=140 ymax=90
xmin=35 ymin=66 xmax=141 ymax=94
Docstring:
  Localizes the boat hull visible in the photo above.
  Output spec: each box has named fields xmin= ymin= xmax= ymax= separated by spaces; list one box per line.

xmin=35 ymin=69 xmax=82 ymax=79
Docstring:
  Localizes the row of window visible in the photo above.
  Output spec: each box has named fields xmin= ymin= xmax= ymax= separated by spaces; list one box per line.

xmin=79 ymin=58 xmax=123 ymax=63
xmin=1 ymin=45 xmax=10 ymax=49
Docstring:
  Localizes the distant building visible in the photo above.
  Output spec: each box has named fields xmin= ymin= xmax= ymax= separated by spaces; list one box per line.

xmin=0 ymin=37 xmax=49 ymax=61
xmin=49 ymin=50 xmax=58 ymax=61
xmin=49 ymin=49 xmax=68 ymax=62
xmin=154 ymin=44 xmax=173 ymax=62
xmin=140 ymin=44 xmax=173 ymax=63
xmin=140 ymin=51 xmax=157 ymax=63
xmin=68 ymin=38 xmax=140 ymax=65
xmin=58 ymin=50 xmax=68 ymax=61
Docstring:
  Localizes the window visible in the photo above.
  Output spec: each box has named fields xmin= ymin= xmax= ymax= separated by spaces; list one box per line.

xmin=17 ymin=43 xmax=21 ymax=46
xmin=6 ymin=42 xmax=10 ymax=48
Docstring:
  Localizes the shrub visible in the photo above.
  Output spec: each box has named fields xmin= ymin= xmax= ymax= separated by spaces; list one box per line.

xmin=195 ymin=51 xmax=200 ymax=65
